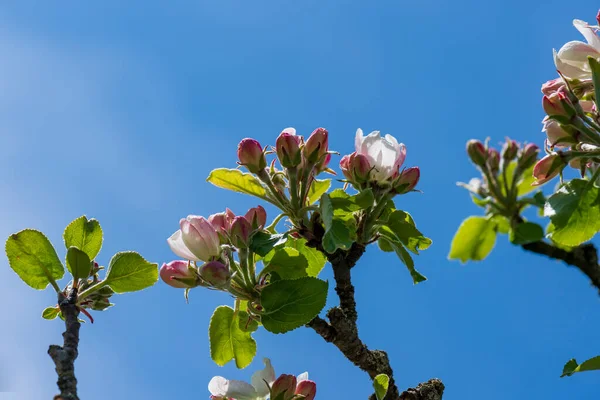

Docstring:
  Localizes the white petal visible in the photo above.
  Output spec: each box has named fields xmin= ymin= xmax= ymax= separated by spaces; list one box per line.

xmin=208 ymin=376 xmax=229 ymax=396
xmin=251 ymin=358 xmax=276 ymax=397
xmin=354 ymin=128 xmax=365 ymax=153
xmin=225 ymin=380 xmax=259 ymax=400
xmin=282 ymin=127 xmax=296 ymax=135
xmin=574 ymin=19 xmax=600 ymax=51
xmin=297 ymin=372 xmax=309 ymax=382
xmin=167 ymin=230 xmax=200 ymax=261
xmin=554 ymin=42 xmax=600 ymax=78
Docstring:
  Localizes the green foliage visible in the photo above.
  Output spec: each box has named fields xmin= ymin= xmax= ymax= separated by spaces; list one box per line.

xmin=284 ymin=238 xmax=327 ymax=277
xmin=260 ymin=277 xmax=328 ymax=334
xmin=66 ymin=246 xmax=92 ymax=283
xmin=104 ymin=251 xmax=158 ymax=293
xmin=263 ymin=247 xmax=309 ymax=280
xmin=378 ymin=237 xmax=426 ymax=283
xmin=237 ymin=310 xmax=259 ymax=333
xmin=448 ymin=216 xmax=497 ymax=263
xmin=209 ymin=306 xmax=257 ymax=369
xmin=562 ymin=356 xmax=600 ymax=377
xmin=373 ymin=374 xmax=390 ymax=400
xmin=207 ymin=168 xmax=268 ymax=200
xmin=42 ymin=306 xmax=60 ymax=320
xmin=63 ymin=216 xmax=103 ymax=260
xmin=250 ymin=231 xmax=288 ymax=257
xmin=382 ymin=210 xmax=432 ymax=254
xmin=329 ymin=188 xmax=375 ymax=212
xmin=498 ymin=162 xmax=537 ymax=197
xmin=544 ymin=179 xmax=600 ymax=246
xmin=5 ymin=229 xmax=64 ymax=290
xmin=320 ymin=193 xmax=355 ymax=253
xmin=509 ymin=222 xmax=544 ymax=245
xmin=307 ymin=179 xmax=331 ymax=204
xmin=589 ymin=57 xmax=600 ymax=111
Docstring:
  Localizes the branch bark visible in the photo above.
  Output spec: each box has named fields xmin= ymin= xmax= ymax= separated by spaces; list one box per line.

xmin=48 ymin=288 xmax=81 ymax=400
xmin=522 ymin=241 xmax=600 ymax=294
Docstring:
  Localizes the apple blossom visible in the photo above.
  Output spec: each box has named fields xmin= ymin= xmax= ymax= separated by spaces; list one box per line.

xmin=355 ymin=128 xmax=406 ymax=183
xmin=303 ymin=127 xmax=329 ymax=164
xmin=542 ymin=117 xmax=576 ymax=147
xmin=209 ymin=358 xmax=275 ymax=400
xmin=394 ymin=167 xmax=420 ymax=194
xmin=245 ymin=205 xmax=267 ymax=230
xmin=238 ymin=138 xmax=267 ymax=173
xmin=501 ymin=138 xmax=519 ymax=161
xmin=276 ymin=128 xmax=302 ymax=168
xmin=554 ymin=19 xmax=600 ymax=79
xmin=159 ymin=260 xmax=198 ymax=289
xmin=270 ymin=374 xmax=297 ymax=399
xmin=230 ymin=216 xmax=253 ymax=248
xmin=466 ymin=139 xmax=487 ymax=167
xmin=168 ymin=216 xmax=221 ymax=262
xmin=532 ymin=153 xmax=567 ymax=186
xmin=340 ymin=152 xmax=370 ymax=183
xmin=517 ymin=143 xmax=540 ymax=169
xmin=199 ymin=261 xmax=231 ymax=288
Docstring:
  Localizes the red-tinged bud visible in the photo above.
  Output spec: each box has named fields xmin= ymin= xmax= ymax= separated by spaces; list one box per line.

xmin=199 ymin=261 xmax=230 ymax=288
xmin=276 ymin=128 xmax=302 ymax=168
xmin=518 ymin=143 xmax=540 ymax=170
xmin=295 ymin=380 xmax=316 ymax=400
xmin=394 ymin=166 xmax=420 ymax=194
xmin=208 ymin=209 xmax=236 ymax=244
xmin=542 ymin=91 xmax=575 ymax=118
xmin=238 ymin=138 xmax=267 ymax=174
xmin=271 ymin=374 xmax=297 ymax=399
xmin=315 ymin=153 xmax=331 ymax=173
xmin=230 ymin=216 xmax=253 ymax=248
xmin=532 ymin=153 xmax=567 ymax=186
xmin=541 ymin=78 xmax=565 ymax=96
xmin=501 ymin=138 xmax=519 ymax=161
xmin=340 ymin=152 xmax=371 ymax=183
xmin=466 ymin=140 xmax=487 ymax=167
xmin=542 ymin=117 xmax=576 ymax=147
xmin=245 ymin=205 xmax=267 ymax=230
xmin=160 ymin=260 xmax=198 ymax=289
xmin=487 ymin=148 xmax=500 ymax=173
xmin=303 ymin=128 xmax=329 ymax=164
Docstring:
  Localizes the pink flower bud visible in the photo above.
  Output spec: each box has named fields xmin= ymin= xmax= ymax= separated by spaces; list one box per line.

xmin=542 ymin=91 xmax=575 ymax=118
xmin=518 ymin=143 xmax=539 ymax=169
xmin=466 ymin=140 xmax=487 ymax=167
xmin=394 ymin=166 xmax=420 ymax=194
xmin=238 ymin=138 xmax=267 ymax=174
xmin=340 ymin=152 xmax=371 ymax=183
xmin=179 ymin=216 xmax=221 ymax=261
xmin=271 ymin=374 xmax=297 ymax=399
xmin=199 ymin=261 xmax=230 ymax=288
xmin=532 ymin=153 xmax=567 ymax=186
xmin=316 ymin=153 xmax=332 ymax=173
xmin=487 ymin=148 xmax=500 ymax=173
xmin=501 ymin=138 xmax=519 ymax=161
xmin=230 ymin=216 xmax=253 ymax=248
xmin=245 ymin=205 xmax=267 ymax=230
xmin=276 ymin=128 xmax=303 ymax=168
xmin=542 ymin=117 xmax=576 ymax=147
xmin=295 ymin=380 xmax=317 ymax=400
xmin=541 ymin=78 xmax=566 ymax=96
xmin=208 ymin=209 xmax=236 ymax=244
xmin=160 ymin=260 xmax=198 ymax=289
xmin=303 ymin=128 xmax=329 ymax=164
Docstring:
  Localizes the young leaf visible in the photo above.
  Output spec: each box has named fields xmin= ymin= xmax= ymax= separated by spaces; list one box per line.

xmin=285 ymin=238 xmax=327 ymax=277
xmin=561 ymin=356 xmax=600 ymax=377
xmin=544 ymin=179 xmax=600 ymax=246
xmin=307 ymin=179 xmax=331 ymax=204
xmin=329 ymin=188 xmax=375 ymax=212
xmin=379 ymin=236 xmax=426 ymax=284
xmin=384 ymin=210 xmax=432 ymax=254
xmin=320 ymin=194 xmax=355 ymax=253
xmin=104 ymin=251 xmax=158 ymax=293
xmin=42 ymin=306 xmax=60 ymax=320
xmin=260 ymin=277 xmax=328 ymax=334
xmin=250 ymin=232 xmax=288 ymax=257
xmin=373 ymin=374 xmax=390 ymax=400
xmin=5 ymin=229 xmax=64 ymax=290
xmin=498 ymin=162 xmax=536 ymax=197
xmin=509 ymin=222 xmax=544 ymax=245
xmin=448 ymin=216 xmax=497 ymax=263
xmin=263 ymin=247 xmax=309 ymax=280
xmin=63 ymin=216 xmax=103 ymax=260
xmin=207 ymin=168 xmax=268 ymax=200
xmin=209 ymin=306 xmax=256 ymax=368
xmin=237 ymin=310 xmax=259 ymax=333
xmin=66 ymin=246 xmax=92 ymax=282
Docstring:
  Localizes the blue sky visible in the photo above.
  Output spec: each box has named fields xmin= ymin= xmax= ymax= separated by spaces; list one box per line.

xmin=1 ymin=1 xmax=600 ymax=399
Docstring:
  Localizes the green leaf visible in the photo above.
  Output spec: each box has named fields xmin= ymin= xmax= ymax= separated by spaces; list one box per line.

xmin=66 ymin=246 xmax=92 ymax=282
xmin=260 ymin=277 xmax=328 ymax=334
xmin=561 ymin=356 xmax=600 ymax=377
xmin=42 ymin=306 xmax=60 ymax=320
xmin=307 ymin=179 xmax=331 ymax=204
xmin=285 ymin=238 xmax=327 ymax=277
xmin=5 ymin=229 xmax=64 ymax=290
xmin=320 ymin=194 xmax=355 ymax=253
xmin=589 ymin=57 xmax=600 ymax=111
xmin=104 ymin=251 xmax=158 ymax=293
xmin=471 ymin=195 xmax=491 ymax=208
xmin=373 ymin=374 xmax=390 ymax=400
xmin=237 ymin=310 xmax=259 ymax=333
xmin=384 ymin=210 xmax=432 ymax=254
xmin=63 ymin=216 xmax=103 ymax=260
xmin=209 ymin=306 xmax=256 ymax=368
xmin=544 ymin=179 xmax=600 ymax=246
xmin=379 ymin=236 xmax=426 ymax=284
xmin=490 ymin=215 xmax=510 ymax=235
xmin=509 ymin=222 xmax=544 ymax=245
xmin=448 ymin=216 xmax=497 ymax=263
xmin=263 ymin=247 xmax=309 ymax=280
xmin=250 ymin=231 xmax=288 ymax=257
xmin=329 ymin=188 xmax=375 ymax=212
xmin=207 ymin=168 xmax=268 ymax=200
xmin=498 ymin=162 xmax=536 ymax=197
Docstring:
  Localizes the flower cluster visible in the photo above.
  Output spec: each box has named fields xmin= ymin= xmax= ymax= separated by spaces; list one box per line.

xmin=535 ymin=14 xmax=600 ymax=185
xmin=208 ymin=358 xmax=316 ymax=400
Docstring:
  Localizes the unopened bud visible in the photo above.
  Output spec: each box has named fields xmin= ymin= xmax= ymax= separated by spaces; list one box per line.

xmin=238 ymin=138 xmax=267 ymax=174
xmin=276 ymin=128 xmax=302 ymax=168
xmin=230 ymin=216 xmax=253 ymax=248
xmin=542 ymin=117 xmax=576 ymax=147
xmin=394 ymin=167 xmax=420 ymax=194
xmin=245 ymin=205 xmax=267 ymax=230
xmin=466 ymin=140 xmax=487 ymax=167
xmin=487 ymin=148 xmax=500 ymax=173
xmin=518 ymin=143 xmax=539 ymax=169
xmin=295 ymin=380 xmax=317 ymax=400
xmin=501 ymin=139 xmax=519 ymax=161
xmin=271 ymin=374 xmax=297 ymax=399
xmin=340 ymin=152 xmax=371 ymax=183
xmin=542 ymin=91 xmax=575 ymax=118
xmin=303 ymin=128 xmax=329 ymax=164
xmin=541 ymin=78 xmax=565 ymax=96
xmin=160 ymin=260 xmax=198 ymax=289
xmin=199 ymin=261 xmax=230 ymax=288
xmin=532 ymin=153 xmax=567 ymax=186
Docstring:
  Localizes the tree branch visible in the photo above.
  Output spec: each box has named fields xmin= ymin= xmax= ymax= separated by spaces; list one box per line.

xmin=522 ymin=241 xmax=600 ymax=294
xmin=48 ymin=288 xmax=81 ymax=400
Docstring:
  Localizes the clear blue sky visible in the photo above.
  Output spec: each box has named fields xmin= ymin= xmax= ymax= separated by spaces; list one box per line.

xmin=1 ymin=1 xmax=600 ymax=399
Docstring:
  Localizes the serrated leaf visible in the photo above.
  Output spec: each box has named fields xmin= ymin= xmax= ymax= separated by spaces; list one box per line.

xmin=209 ymin=306 xmax=256 ymax=368
xmin=250 ymin=232 xmax=288 ymax=257
xmin=384 ymin=210 xmax=432 ymax=254
xmin=263 ymin=247 xmax=309 ymax=280
xmin=237 ymin=310 xmax=259 ymax=333
xmin=320 ymin=194 xmax=355 ymax=253
xmin=373 ymin=374 xmax=390 ymax=400
xmin=66 ymin=246 xmax=92 ymax=282
xmin=448 ymin=216 xmax=497 ymax=263
xmin=63 ymin=216 xmax=103 ymax=260
xmin=544 ymin=179 xmax=600 ymax=246
xmin=285 ymin=238 xmax=327 ymax=277
xmin=207 ymin=168 xmax=268 ymax=200
xmin=561 ymin=356 xmax=600 ymax=377
xmin=104 ymin=251 xmax=158 ymax=293
xmin=329 ymin=188 xmax=374 ymax=212
xmin=307 ymin=179 xmax=331 ymax=204
xmin=509 ymin=222 xmax=544 ymax=245
xmin=260 ymin=277 xmax=328 ymax=334
xmin=5 ymin=229 xmax=64 ymax=290
xmin=379 ymin=236 xmax=426 ymax=284
xmin=42 ymin=306 xmax=59 ymax=320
